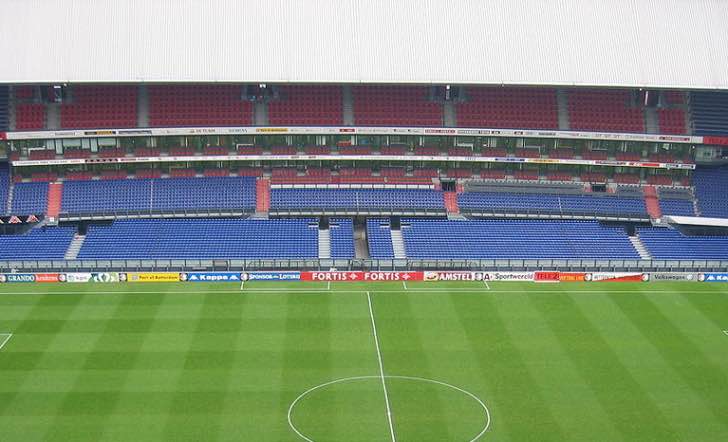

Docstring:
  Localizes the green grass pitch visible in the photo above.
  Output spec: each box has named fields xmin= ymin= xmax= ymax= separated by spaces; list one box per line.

xmin=1 ymin=281 xmax=727 ymax=441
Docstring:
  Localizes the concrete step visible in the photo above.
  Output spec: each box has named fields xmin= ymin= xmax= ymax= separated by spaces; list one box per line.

xmin=390 ymin=228 xmax=406 ymax=259
xmin=318 ymin=228 xmax=331 ymax=259
xmin=64 ymin=234 xmax=86 ymax=260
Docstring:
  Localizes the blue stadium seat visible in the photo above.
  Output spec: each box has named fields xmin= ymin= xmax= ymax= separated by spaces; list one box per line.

xmin=61 ymin=177 xmax=256 ymax=215
xmin=694 ymin=166 xmax=728 ymax=218
xmin=271 ymin=189 xmax=444 ymax=211
xmin=329 ymin=218 xmax=355 ymax=258
xmin=659 ymin=199 xmax=695 ymax=217
xmin=366 ymin=218 xmax=395 ymax=258
xmin=0 ymin=163 xmax=9 ymax=215
xmin=691 ymin=91 xmax=728 ymax=136
xmin=401 ymin=219 xmax=640 ymax=259
xmin=11 ymin=182 xmax=48 ymax=215
xmin=638 ymin=227 xmax=728 ymax=259
xmin=78 ymin=218 xmax=318 ymax=259
xmin=0 ymin=226 xmax=75 ymax=259
xmin=458 ymin=191 xmax=648 ymax=217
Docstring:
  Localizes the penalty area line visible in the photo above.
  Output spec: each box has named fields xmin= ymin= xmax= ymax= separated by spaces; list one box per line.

xmin=0 ymin=333 xmax=13 ymax=351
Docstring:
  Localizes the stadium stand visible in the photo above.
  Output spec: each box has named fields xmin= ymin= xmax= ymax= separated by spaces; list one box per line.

xmin=568 ymin=89 xmax=644 ymax=133
xmin=638 ymin=227 xmax=728 ymax=259
xmin=0 ymin=86 xmax=9 ymax=131
xmin=366 ymin=219 xmax=395 ymax=259
xmin=0 ymin=163 xmax=9 ymax=214
xmin=149 ymin=85 xmax=253 ymax=127
xmin=61 ymin=86 xmax=137 ymax=128
xmin=353 ymin=86 xmax=443 ymax=126
xmin=458 ymin=191 xmax=647 ymax=217
xmin=690 ymin=91 xmax=728 ymax=135
xmin=61 ymin=177 xmax=256 ymax=215
xmin=658 ymin=199 xmax=695 ymax=216
xmin=14 ymin=103 xmax=46 ymax=130
xmin=657 ymin=108 xmax=686 ymax=135
xmin=0 ymin=226 xmax=76 ymax=259
xmin=77 ymin=218 xmax=318 ymax=259
xmin=271 ymin=188 xmax=444 ymax=212
xmin=456 ymin=87 xmax=558 ymax=129
xmin=11 ymin=182 xmax=48 ymax=215
xmin=268 ymin=85 xmax=343 ymax=126
xmin=329 ymin=218 xmax=355 ymax=258
xmin=401 ymin=219 xmax=640 ymax=259
xmin=694 ymin=166 xmax=728 ymax=218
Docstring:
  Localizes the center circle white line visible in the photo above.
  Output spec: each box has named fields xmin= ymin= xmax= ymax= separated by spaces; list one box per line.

xmin=287 ymin=375 xmax=491 ymax=442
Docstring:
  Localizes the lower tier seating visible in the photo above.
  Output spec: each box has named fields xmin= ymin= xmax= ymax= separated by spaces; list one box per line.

xmin=401 ymin=219 xmax=640 ymax=259
xmin=638 ymin=228 xmax=728 ymax=259
xmin=366 ymin=219 xmax=395 ymax=259
xmin=61 ymin=177 xmax=256 ymax=215
xmin=658 ymin=199 xmax=695 ymax=217
xmin=78 ymin=218 xmax=318 ymax=259
xmin=329 ymin=218 xmax=355 ymax=259
xmin=271 ymin=189 xmax=444 ymax=211
xmin=458 ymin=192 xmax=647 ymax=217
xmin=0 ymin=227 xmax=75 ymax=259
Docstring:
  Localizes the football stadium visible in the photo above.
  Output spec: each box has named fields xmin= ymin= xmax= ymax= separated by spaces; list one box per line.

xmin=1 ymin=0 xmax=728 ymax=440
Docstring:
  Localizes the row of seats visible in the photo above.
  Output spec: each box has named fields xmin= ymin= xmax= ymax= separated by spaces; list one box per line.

xmin=78 ymin=218 xmax=318 ymax=259
xmin=638 ymin=227 xmax=728 ymax=259
xmin=366 ymin=218 xmax=395 ymax=259
xmin=458 ymin=192 xmax=648 ymax=217
xmin=149 ymin=85 xmax=254 ymax=127
xmin=694 ymin=166 xmax=728 ymax=218
xmin=401 ymin=219 xmax=640 ymax=259
xmin=61 ymin=177 xmax=256 ymax=215
xmin=61 ymin=86 xmax=137 ymax=129
xmin=353 ymin=86 xmax=443 ymax=127
xmin=271 ymin=189 xmax=444 ymax=211
xmin=568 ymin=89 xmax=645 ymax=133
xmin=456 ymin=87 xmax=558 ymax=129
xmin=268 ymin=85 xmax=343 ymax=126
xmin=329 ymin=218 xmax=355 ymax=259
xmin=0 ymin=226 xmax=75 ymax=259
xmin=691 ymin=91 xmax=728 ymax=136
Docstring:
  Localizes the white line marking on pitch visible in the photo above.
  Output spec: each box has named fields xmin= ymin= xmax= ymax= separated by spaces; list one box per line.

xmin=288 ymin=375 xmax=491 ymax=442
xmin=367 ymin=292 xmax=397 ymax=442
xmin=723 ymin=330 xmax=728 ymax=336
xmin=0 ymin=333 xmax=13 ymax=351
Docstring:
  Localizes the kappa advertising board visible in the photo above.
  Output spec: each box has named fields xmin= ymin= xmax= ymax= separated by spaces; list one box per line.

xmin=699 ymin=273 xmax=728 ymax=282
xmin=180 ymin=273 xmax=242 ymax=282
xmin=300 ymin=271 xmax=423 ymax=282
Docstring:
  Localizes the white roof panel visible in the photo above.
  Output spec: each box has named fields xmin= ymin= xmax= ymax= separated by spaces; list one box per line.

xmin=1 ymin=0 xmax=727 ymax=88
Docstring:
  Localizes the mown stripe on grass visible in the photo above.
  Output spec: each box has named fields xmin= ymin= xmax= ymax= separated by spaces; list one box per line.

xmin=609 ymin=291 xmax=728 ymax=435
xmin=530 ymin=292 xmax=678 ymax=442
xmin=451 ymin=293 xmax=567 ymax=442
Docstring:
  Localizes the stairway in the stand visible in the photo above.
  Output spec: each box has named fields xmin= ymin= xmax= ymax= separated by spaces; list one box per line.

xmin=64 ymin=233 xmax=86 ymax=260
xmin=342 ymin=85 xmax=354 ymax=126
xmin=643 ymin=185 xmax=662 ymax=219
xmin=255 ymin=178 xmax=270 ymax=217
xmin=46 ymin=182 xmax=63 ymax=223
xmin=390 ymin=228 xmax=407 ymax=259
xmin=629 ymin=234 xmax=652 ymax=260
xmin=318 ymin=227 xmax=331 ymax=259
xmin=354 ymin=222 xmax=370 ymax=259
xmin=444 ymin=188 xmax=467 ymax=220
xmin=6 ymin=180 xmax=14 ymax=215
xmin=556 ymin=89 xmax=570 ymax=130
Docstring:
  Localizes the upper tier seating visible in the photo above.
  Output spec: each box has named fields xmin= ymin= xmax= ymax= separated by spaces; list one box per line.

xmin=638 ymin=228 xmax=728 ymax=259
xmin=458 ymin=191 xmax=647 ymax=217
xmin=401 ymin=219 xmax=639 ymax=259
xmin=11 ymin=182 xmax=48 ymax=215
xmin=456 ymin=87 xmax=558 ymax=129
xmin=78 ymin=218 xmax=318 ymax=259
xmin=690 ymin=91 xmax=728 ymax=136
xmin=0 ymin=227 xmax=76 ymax=259
xmin=353 ymin=86 xmax=443 ymax=126
xmin=14 ymin=103 xmax=46 ymax=130
xmin=61 ymin=177 xmax=256 ymax=215
xmin=0 ymin=86 xmax=10 ymax=131
xmin=329 ymin=218 xmax=355 ymax=259
xmin=268 ymin=86 xmax=343 ymax=126
xmin=694 ymin=166 xmax=728 ymax=218
xmin=657 ymin=109 xmax=686 ymax=135
xmin=271 ymin=189 xmax=444 ymax=212
xmin=61 ymin=86 xmax=137 ymax=128
xmin=149 ymin=85 xmax=253 ymax=127
xmin=568 ymin=89 xmax=644 ymax=133
xmin=366 ymin=219 xmax=395 ymax=259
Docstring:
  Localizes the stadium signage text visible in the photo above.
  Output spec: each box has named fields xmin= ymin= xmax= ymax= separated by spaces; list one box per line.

xmin=300 ymin=271 xmax=423 ymax=282
xmin=180 ymin=272 xmax=241 ymax=282
xmin=699 ymin=273 xmax=728 ymax=282
xmin=127 ymin=273 xmax=180 ymax=283
xmin=423 ymin=271 xmax=487 ymax=282
xmin=243 ymin=272 xmax=301 ymax=281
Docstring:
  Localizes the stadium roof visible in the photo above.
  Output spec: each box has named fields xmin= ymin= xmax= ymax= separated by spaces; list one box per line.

xmin=2 ymin=0 xmax=728 ymax=89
